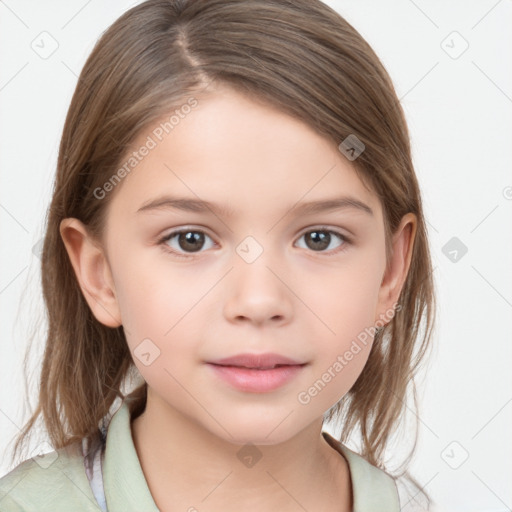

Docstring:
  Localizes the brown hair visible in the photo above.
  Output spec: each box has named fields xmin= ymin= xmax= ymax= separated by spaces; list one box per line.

xmin=9 ymin=0 xmax=435 ymax=505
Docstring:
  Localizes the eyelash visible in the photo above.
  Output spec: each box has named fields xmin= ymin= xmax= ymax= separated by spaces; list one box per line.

xmin=157 ymin=226 xmax=352 ymax=259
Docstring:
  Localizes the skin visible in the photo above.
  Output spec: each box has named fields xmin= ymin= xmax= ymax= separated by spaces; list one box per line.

xmin=60 ymin=83 xmax=416 ymax=512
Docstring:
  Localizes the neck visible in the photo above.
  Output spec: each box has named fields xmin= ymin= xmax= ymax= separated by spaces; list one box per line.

xmin=130 ymin=392 xmax=352 ymax=512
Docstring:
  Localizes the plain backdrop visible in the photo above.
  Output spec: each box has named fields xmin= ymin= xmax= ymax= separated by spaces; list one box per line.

xmin=0 ymin=1 xmax=511 ymax=511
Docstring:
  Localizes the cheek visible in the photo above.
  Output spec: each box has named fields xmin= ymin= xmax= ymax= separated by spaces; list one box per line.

xmin=112 ymin=252 xmax=210 ymax=379
xmin=299 ymin=252 xmax=384 ymax=403
xmin=309 ymin=251 xmax=384 ymax=341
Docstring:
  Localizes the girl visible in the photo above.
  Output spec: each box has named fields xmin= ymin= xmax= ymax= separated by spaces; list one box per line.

xmin=0 ymin=0 xmax=435 ymax=510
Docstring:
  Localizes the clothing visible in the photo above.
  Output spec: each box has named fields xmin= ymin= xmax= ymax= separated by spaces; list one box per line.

xmin=0 ymin=398 xmax=400 ymax=511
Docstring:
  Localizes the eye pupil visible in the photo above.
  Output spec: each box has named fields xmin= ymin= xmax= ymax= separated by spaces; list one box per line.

xmin=305 ymin=230 xmax=330 ymax=251
xmin=179 ymin=231 xmax=205 ymax=252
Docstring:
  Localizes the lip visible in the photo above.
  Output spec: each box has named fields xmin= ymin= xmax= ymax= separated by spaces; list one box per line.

xmin=206 ymin=353 xmax=307 ymax=393
xmin=208 ymin=352 xmax=306 ymax=369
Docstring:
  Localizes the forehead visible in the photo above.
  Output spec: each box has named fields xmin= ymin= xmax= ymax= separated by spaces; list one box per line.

xmin=107 ymin=85 xmax=380 ymax=220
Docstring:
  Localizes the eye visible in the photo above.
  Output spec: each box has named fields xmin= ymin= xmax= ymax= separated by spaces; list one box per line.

xmin=158 ymin=229 xmax=215 ymax=257
xmin=158 ymin=226 xmax=350 ymax=258
xmin=295 ymin=228 xmax=350 ymax=254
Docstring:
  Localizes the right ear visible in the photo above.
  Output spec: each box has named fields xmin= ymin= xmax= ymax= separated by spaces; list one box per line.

xmin=59 ymin=218 xmax=122 ymax=328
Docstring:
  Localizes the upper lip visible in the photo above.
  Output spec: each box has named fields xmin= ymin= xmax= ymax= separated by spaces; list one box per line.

xmin=207 ymin=353 xmax=306 ymax=369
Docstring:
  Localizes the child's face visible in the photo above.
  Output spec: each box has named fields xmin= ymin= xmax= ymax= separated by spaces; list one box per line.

xmin=80 ymin=85 xmax=408 ymax=445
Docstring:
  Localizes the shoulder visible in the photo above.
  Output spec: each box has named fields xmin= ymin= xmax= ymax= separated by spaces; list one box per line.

xmin=0 ymin=443 xmax=102 ymax=512
xmin=322 ymin=432 xmax=401 ymax=512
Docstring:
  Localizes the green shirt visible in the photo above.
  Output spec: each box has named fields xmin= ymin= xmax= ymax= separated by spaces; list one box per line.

xmin=0 ymin=400 xmax=400 ymax=511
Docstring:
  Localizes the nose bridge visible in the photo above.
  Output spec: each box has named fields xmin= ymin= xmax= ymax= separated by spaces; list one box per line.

xmin=223 ymin=232 xmax=292 ymax=323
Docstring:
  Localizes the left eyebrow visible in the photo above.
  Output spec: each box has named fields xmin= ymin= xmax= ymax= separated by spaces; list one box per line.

xmin=136 ymin=195 xmax=374 ymax=217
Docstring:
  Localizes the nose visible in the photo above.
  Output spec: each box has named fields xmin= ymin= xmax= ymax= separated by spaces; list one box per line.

xmin=223 ymin=248 xmax=293 ymax=327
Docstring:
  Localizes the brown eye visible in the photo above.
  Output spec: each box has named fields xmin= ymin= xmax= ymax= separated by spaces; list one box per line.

xmin=296 ymin=229 xmax=348 ymax=253
xmin=160 ymin=229 xmax=215 ymax=256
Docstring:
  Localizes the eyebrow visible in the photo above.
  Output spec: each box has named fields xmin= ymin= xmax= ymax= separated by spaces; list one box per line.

xmin=136 ymin=195 xmax=373 ymax=217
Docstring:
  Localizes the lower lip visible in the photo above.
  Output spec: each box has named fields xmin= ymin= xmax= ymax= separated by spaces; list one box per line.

xmin=207 ymin=363 xmax=306 ymax=393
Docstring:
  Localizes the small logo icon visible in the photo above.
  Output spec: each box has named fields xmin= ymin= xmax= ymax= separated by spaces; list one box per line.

xmin=236 ymin=442 xmax=263 ymax=468
xmin=236 ymin=236 xmax=264 ymax=264
xmin=338 ymin=134 xmax=365 ymax=161
xmin=440 ymin=441 xmax=469 ymax=469
xmin=442 ymin=236 xmax=468 ymax=263
xmin=441 ymin=31 xmax=469 ymax=60
xmin=134 ymin=338 xmax=161 ymax=366
xmin=30 ymin=31 xmax=59 ymax=59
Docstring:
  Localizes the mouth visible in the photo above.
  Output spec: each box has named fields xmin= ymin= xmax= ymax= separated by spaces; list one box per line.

xmin=205 ymin=353 xmax=308 ymax=393
xmin=210 ymin=363 xmax=303 ymax=370
xmin=207 ymin=352 xmax=306 ymax=369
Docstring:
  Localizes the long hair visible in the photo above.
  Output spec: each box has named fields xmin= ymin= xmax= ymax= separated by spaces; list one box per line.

xmin=9 ymin=0 xmax=435 ymax=505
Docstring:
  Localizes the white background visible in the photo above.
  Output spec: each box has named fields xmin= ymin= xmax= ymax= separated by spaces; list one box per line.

xmin=0 ymin=1 xmax=511 ymax=511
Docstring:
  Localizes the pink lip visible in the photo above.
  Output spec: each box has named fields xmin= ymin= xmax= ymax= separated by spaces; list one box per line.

xmin=208 ymin=352 xmax=305 ymax=368
xmin=206 ymin=353 xmax=307 ymax=393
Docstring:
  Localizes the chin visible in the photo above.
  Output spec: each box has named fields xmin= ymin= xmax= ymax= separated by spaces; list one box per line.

xmin=208 ymin=421 xmax=300 ymax=447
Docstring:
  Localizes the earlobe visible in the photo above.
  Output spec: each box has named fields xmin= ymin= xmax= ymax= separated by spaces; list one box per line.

xmin=59 ymin=218 xmax=122 ymax=328
xmin=376 ymin=213 xmax=417 ymax=324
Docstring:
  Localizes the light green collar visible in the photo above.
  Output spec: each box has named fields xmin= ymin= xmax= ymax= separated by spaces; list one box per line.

xmin=103 ymin=399 xmax=160 ymax=511
xmin=103 ymin=400 xmax=399 ymax=511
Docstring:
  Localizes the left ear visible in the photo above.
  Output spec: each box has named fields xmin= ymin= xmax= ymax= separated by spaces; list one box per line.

xmin=375 ymin=212 xmax=417 ymax=324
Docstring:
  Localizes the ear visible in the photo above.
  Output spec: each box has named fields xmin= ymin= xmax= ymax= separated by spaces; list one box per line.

xmin=59 ymin=218 xmax=122 ymax=328
xmin=375 ymin=212 xmax=417 ymax=325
